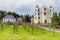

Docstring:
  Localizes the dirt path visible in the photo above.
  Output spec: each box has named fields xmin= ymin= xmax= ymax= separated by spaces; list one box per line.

xmin=38 ymin=26 xmax=60 ymax=32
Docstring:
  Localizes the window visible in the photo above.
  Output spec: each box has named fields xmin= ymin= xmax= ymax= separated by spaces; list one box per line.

xmin=38 ymin=13 xmax=40 ymax=15
xmin=50 ymin=6 xmax=52 ymax=8
xmin=38 ymin=9 xmax=39 ymax=11
xmin=44 ymin=12 xmax=46 ymax=15
xmin=50 ymin=10 xmax=51 ymax=12
xmin=35 ymin=9 xmax=36 ymax=11
xmin=45 ymin=20 xmax=47 ymax=23
xmin=38 ymin=17 xmax=40 ymax=19
xmin=44 ymin=8 xmax=46 ymax=10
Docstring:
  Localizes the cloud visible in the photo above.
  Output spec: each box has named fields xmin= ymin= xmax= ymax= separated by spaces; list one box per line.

xmin=0 ymin=0 xmax=60 ymax=15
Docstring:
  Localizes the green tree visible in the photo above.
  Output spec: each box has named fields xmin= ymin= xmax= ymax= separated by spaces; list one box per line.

xmin=7 ymin=12 xmax=20 ymax=18
xmin=51 ymin=12 xmax=59 ymax=25
xmin=59 ymin=12 xmax=60 ymax=17
xmin=12 ymin=12 xmax=20 ymax=18
xmin=58 ymin=12 xmax=60 ymax=25
xmin=51 ymin=12 xmax=59 ymax=35
xmin=25 ymin=14 xmax=31 ymax=22
xmin=0 ymin=10 xmax=6 ymax=23
xmin=7 ymin=12 xmax=12 ymax=15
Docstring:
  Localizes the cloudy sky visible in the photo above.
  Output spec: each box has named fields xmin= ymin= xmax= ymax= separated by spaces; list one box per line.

xmin=0 ymin=0 xmax=60 ymax=15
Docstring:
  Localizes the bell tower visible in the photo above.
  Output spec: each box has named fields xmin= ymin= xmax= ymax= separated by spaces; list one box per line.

xmin=50 ymin=6 xmax=54 ymax=17
xmin=34 ymin=5 xmax=40 ymax=24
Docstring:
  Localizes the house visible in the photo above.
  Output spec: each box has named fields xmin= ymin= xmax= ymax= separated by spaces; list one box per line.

xmin=17 ymin=17 xmax=23 ymax=24
xmin=2 ymin=15 xmax=16 ymax=23
xmin=31 ymin=5 xmax=54 ymax=24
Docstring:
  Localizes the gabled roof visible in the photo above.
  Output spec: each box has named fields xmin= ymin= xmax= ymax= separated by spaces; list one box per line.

xmin=35 ymin=5 xmax=40 ymax=8
xmin=40 ymin=5 xmax=49 ymax=11
xmin=3 ymin=15 xmax=15 ymax=19
xmin=41 ymin=5 xmax=48 ymax=9
xmin=50 ymin=6 xmax=52 ymax=8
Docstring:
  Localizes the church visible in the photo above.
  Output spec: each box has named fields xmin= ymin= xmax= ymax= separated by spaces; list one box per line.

xmin=31 ymin=5 xmax=54 ymax=24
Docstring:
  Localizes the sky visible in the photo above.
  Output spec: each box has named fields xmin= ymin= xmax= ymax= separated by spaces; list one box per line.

xmin=0 ymin=0 xmax=60 ymax=15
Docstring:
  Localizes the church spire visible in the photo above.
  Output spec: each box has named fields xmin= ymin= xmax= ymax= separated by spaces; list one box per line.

xmin=36 ymin=5 xmax=39 ymax=8
xmin=50 ymin=6 xmax=52 ymax=8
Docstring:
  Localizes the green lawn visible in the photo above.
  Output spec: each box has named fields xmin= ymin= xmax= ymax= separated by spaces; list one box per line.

xmin=0 ymin=24 xmax=60 ymax=40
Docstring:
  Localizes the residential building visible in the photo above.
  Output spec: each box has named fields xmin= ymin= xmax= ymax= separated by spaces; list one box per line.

xmin=2 ymin=15 xmax=16 ymax=23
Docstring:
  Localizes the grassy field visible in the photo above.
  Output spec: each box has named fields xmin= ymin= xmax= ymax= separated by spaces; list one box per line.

xmin=0 ymin=24 xmax=60 ymax=40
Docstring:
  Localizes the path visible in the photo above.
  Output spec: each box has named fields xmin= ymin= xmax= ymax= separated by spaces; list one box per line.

xmin=38 ymin=26 xmax=60 ymax=32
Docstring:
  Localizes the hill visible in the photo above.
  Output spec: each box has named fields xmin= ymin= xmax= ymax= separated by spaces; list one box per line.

xmin=0 ymin=24 xmax=60 ymax=40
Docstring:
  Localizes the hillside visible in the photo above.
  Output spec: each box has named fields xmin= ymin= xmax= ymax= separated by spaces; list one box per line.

xmin=0 ymin=24 xmax=60 ymax=40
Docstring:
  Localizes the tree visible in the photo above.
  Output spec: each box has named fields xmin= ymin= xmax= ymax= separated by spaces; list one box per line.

xmin=7 ymin=12 xmax=12 ymax=15
xmin=12 ymin=12 xmax=20 ymax=18
xmin=0 ymin=10 xmax=6 ymax=21
xmin=59 ymin=12 xmax=60 ymax=17
xmin=24 ymin=14 xmax=31 ymax=22
xmin=51 ymin=12 xmax=59 ymax=35
xmin=20 ymin=14 xmax=23 ymax=18
xmin=7 ymin=12 xmax=20 ymax=18
xmin=51 ymin=12 xmax=59 ymax=25
xmin=58 ymin=12 xmax=60 ymax=25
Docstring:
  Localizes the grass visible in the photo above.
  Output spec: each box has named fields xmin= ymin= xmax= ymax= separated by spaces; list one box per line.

xmin=0 ymin=24 xmax=60 ymax=40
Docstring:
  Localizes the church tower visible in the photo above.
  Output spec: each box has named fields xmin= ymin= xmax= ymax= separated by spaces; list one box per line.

xmin=49 ymin=6 xmax=54 ymax=23
xmin=49 ymin=6 xmax=54 ymax=17
xmin=34 ymin=5 xmax=40 ymax=24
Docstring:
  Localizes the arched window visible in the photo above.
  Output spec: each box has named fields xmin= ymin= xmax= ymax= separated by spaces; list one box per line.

xmin=44 ymin=8 xmax=46 ymax=10
xmin=50 ymin=6 xmax=52 ymax=8
xmin=50 ymin=9 xmax=51 ymax=12
xmin=35 ymin=9 xmax=36 ymax=11
xmin=38 ymin=17 xmax=40 ymax=19
xmin=44 ymin=12 xmax=46 ymax=15
xmin=38 ymin=13 xmax=40 ymax=15
xmin=45 ymin=20 xmax=47 ymax=23
xmin=38 ymin=9 xmax=39 ymax=11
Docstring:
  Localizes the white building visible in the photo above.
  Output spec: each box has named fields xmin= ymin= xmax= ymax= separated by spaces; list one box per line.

xmin=17 ymin=17 xmax=23 ymax=23
xmin=2 ymin=15 xmax=16 ymax=23
xmin=31 ymin=5 xmax=54 ymax=24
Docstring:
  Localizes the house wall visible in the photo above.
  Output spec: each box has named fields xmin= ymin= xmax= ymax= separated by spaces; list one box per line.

xmin=2 ymin=15 xmax=16 ymax=23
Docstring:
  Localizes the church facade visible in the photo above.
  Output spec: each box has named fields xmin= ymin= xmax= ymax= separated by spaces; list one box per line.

xmin=31 ymin=5 xmax=54 ymax=24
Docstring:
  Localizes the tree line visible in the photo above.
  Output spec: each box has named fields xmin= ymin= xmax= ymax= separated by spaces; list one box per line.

xmin=0 ymin=10 xmax=31 ymax=23
xmin=52 ymin=12 xmax=60 ymax=28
